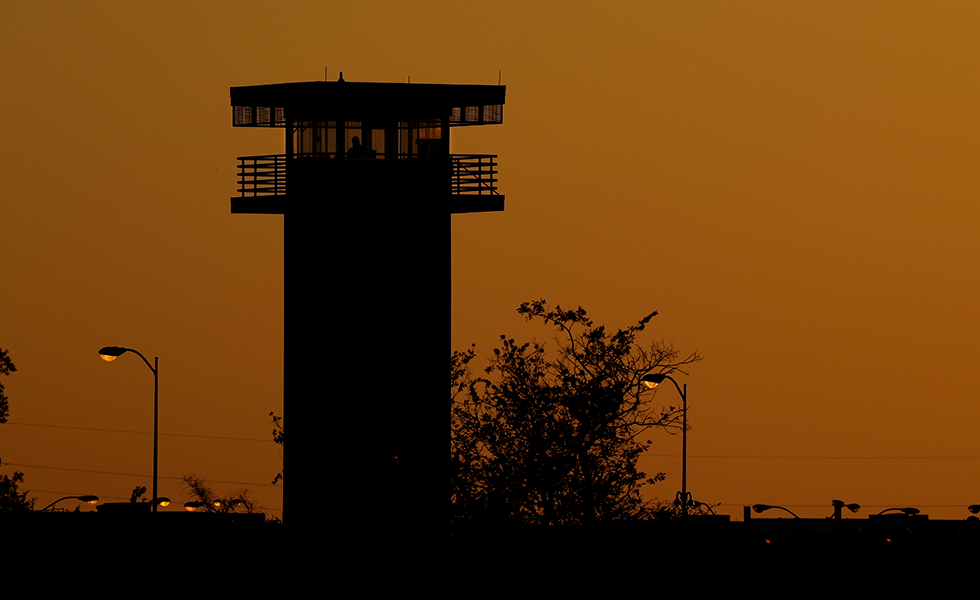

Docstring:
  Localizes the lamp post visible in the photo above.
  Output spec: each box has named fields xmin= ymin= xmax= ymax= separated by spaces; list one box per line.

xmin=98 ymin=346 xmax=160 ymax=512
xmin=640 ymin=372 xmax=689 ymax=516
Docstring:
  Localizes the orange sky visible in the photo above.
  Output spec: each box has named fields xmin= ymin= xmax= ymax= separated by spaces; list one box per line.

xmin=4 ymin=1 xmax=980 ymax=520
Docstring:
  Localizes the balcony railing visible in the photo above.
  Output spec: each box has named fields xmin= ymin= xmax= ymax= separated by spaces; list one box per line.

xmin=237 ymin=155 xmax=286 ymax=197
xmin=236 ymin=153 xmax=499 ymax=197
xmin=451 ymin=154 xmax=500 ymax=196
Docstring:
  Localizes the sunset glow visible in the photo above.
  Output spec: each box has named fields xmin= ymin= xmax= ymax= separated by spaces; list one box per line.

xmin=4 ymin=1 xmax=980 ymax=523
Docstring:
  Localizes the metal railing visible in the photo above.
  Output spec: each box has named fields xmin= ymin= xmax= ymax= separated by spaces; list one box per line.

xmin=236 ymin=153 xmax=499 ymax=197
xmin=237 ymin=155 xmax=286 ymax=197
xmin=452 ymin=154 xmax=500 ymax=196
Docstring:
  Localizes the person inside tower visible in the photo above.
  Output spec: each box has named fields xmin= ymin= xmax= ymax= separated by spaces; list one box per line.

xmin=347 ymin=136 xmax=368 ymax=159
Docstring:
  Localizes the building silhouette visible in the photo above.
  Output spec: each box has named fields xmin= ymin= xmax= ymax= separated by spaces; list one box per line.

xmin=228 ymin=75 xmax=506 ymax=526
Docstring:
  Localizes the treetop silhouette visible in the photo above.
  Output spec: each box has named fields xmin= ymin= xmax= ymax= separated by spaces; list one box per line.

xmin=451 ymin=301 xmax=701 ymax=525
xmin=0 ymin=347 xmax=33 ymax=511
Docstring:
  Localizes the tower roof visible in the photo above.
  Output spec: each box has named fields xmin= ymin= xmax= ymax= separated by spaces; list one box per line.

xmin=231 ymin=80 xmax=505 ymax=126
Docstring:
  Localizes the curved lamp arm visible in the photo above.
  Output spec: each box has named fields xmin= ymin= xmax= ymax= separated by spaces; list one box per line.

xmin=640 ymin=372 xmax=686 ymax=400
xmin=98 ymin=346 xmax=156 ymax=375
xmin=753 ymin=504 xmax=801 ymax=519
xmin=876 ymin=507 xmax=920 ymax=516
xmin=39 ymin=495 xmax=99 ymax=512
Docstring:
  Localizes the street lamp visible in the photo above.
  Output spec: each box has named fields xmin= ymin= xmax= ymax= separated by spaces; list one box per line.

xmin=831 ymin=499 xmax=861 ymax=519
xmin=876 ymin=507 xmax=920 ymax=516
xmin=752 ymin=504 xmax=801 ymax=519
xmin=39 ymin=495 xmax=99 ymax=512
xmin=98 ymin=345 xmax=160 ymax=512
xmin=640 ymin=372 xmax=689 ymax=516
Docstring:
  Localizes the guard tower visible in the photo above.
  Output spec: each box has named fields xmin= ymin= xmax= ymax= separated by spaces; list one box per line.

xmin=231 ymin=77 xmax=505 ymax=214
xmin=228 ymin=76 xmax=505 ymax=529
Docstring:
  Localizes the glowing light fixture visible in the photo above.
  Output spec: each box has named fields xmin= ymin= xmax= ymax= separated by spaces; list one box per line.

xmin=640 ymin=373 xmax=666 ymax=389
xmin=98 ymin=346 xmax=126 ymax=362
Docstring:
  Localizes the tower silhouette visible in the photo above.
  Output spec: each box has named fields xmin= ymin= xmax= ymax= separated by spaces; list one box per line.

xmin=228 ymin=74 xmax=506 ymax=528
